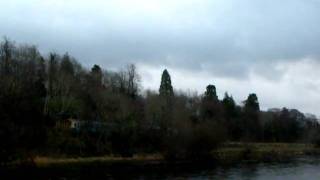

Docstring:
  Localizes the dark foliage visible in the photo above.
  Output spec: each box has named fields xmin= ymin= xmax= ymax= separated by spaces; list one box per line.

xmin=0 ymin=38 xmax=319 ymax=164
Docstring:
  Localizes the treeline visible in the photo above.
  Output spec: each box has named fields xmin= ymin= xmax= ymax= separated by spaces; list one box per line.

xmin=0 ymin=38 xmax=320 ymax=163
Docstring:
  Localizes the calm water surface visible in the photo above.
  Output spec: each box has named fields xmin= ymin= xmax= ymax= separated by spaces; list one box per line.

xmin=3 ymin=157 xmax=320 ymax=179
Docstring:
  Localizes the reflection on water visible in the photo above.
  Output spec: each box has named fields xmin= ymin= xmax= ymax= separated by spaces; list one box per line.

xmin=2 ymin=157 xmax=320 ymax=179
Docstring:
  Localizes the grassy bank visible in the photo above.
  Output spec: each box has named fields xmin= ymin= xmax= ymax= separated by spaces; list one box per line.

xmin=29 ymin=143 xmax=320 ymax=168
xmin=213 ymin=143 xmax=320 ymax=164
xmin=34 ymin=154 xmax=164 ymax=168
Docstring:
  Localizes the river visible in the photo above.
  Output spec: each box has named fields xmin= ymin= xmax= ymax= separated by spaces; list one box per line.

xmin=2 ymin=157 xmax=320 ymax=179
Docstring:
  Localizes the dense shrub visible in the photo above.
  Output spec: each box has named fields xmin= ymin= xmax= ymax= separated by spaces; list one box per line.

xmin=163 ymin=122 xmax=226 ymax=160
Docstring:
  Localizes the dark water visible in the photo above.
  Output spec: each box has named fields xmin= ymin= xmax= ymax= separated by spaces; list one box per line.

xmin=2 ymin=157 xmax=320 ymax=179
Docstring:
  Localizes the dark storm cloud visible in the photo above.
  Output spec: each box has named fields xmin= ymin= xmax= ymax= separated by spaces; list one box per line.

xmin=2 ymin=0 xmax=320 ymax=115
xmin=1 ymin=0 xmax=320 ymax=78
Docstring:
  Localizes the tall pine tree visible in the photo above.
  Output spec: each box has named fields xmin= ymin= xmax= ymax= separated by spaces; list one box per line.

xmin=200 ymin=84 xmax=220 ymax=121
xmin=243 ymin=93 xmax=261 ymax=141
xmin=158 ymin=69 xmax=174 ymax=135
xmin=159 ymin=69 xmax=173 ymax=97
xmin=204 ymin=84 xmax=218 ymax=101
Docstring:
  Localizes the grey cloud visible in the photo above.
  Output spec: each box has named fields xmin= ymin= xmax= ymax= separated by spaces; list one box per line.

xmin=1 ymin=0 xmax=320 ymax=79
xmin=2 ymin=0 xmax=320 ymax=116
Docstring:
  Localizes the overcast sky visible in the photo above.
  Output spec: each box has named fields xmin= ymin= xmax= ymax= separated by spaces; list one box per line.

xmin=1 ymin=0 xmax=320 ymax=115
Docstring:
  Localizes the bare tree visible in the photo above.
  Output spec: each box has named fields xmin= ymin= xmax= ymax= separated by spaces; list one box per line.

xmin=126 ymin=64 xmax=140 ymax=98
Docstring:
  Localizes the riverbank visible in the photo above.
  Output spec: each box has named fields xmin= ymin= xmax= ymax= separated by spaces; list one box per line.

xmin=4 ymin=153 xmax=320 ymax=180
xmin=28 ymin=143 xmax=320 ymax=168
xmin=34 ymin=154 xmax=164 ymax=168
xmin=213 ymin=142 xmax=320 ymax=164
